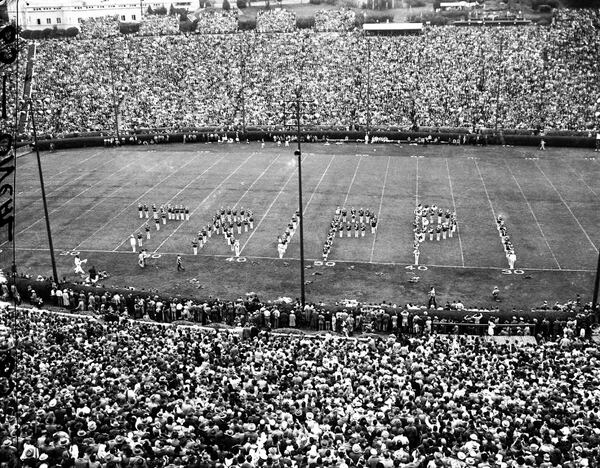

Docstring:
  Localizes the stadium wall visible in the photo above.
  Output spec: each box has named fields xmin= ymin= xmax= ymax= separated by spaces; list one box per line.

xmin=32 ymin=130 xmax=597 ymax=151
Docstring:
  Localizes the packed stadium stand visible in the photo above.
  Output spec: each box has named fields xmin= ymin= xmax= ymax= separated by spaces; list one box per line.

xmin=1 ymin=6 xmax=600 ymax=468
xmin=18 ymin=9 xmax=600 ymax=137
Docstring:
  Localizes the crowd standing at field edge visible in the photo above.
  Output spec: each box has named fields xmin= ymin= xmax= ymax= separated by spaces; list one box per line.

xmin=5 ymin=280 xmax=595 ymax=340
xmin=1 ymin=306 xmax=600 ymax=468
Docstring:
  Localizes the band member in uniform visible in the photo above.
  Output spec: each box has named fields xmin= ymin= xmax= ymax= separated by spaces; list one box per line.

xmin=130 ymin=234 xmax=137 ymax=252
xmin=138 ymin=249 xmax=149 ymax=268
xmin=74 ymin=255 xmax=87 ymax=275
xmin=371 ymin=216 xmax=377 ymax=234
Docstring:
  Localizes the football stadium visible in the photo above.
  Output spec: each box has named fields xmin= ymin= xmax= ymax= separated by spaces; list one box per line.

xmin=0 ymin=1 xmax=600 ymax=467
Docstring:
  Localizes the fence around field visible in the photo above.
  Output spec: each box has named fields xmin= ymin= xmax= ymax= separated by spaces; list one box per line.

xmin=31 ymin=128 xmax=597 ymax=151
xmin=9 ymin=276 xmax=591 ymax=338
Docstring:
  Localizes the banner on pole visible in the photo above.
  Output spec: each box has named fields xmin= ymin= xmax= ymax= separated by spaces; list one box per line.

xmin=0 ymin=133 xmax=14 ymax=242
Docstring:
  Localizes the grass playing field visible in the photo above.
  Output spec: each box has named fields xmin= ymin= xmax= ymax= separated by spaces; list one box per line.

xmin=1 ymin=142 xmax=598 ymax=310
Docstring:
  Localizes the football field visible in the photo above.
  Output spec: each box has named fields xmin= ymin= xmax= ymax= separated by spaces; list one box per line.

xmin=1 ymin=142 xmax=598 ymax=309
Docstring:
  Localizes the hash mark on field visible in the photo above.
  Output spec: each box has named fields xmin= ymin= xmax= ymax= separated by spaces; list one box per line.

xmin=505 ymin=162 xmax=561 ymax=269
xmin=239 ymin=154 xmax=309 ymax=256
xmin=369 ymin=156 xmax=390 ymax=263
xmin=534 ymin=161 xmax=598 ymax=254
xmin=152 ymin=153 xmax=256 ymax=253
xmin=445 ymin=158 xmax=465 ymax=268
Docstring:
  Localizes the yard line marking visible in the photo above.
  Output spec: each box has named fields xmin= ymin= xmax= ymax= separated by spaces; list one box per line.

xmin=342 ymin=155 xmax=362 ymax=207
xmin=239 ymin=154 xmax=309 ymax=256
xmin=16 ymin=149 xmax=104 ymax=194
xmin=534 ymin=161 xmax=598 ymax=254
xmin=415 ymin=157 xmax=419 ymax=206
xmin=56 ymin=158 xmax=168 ymax=233
xmin=75 ymin=152 xmax=209 ymax=251
xmin=567 ymin=162 xmax=600 ymax=201
xmin=115 ymin=153 xmax=231 ymax=252
xmin=445 ymin=158 xmax=465 ymax=268
xmin=10 ymin=158 xmax=139 ymax=240
xmin=22 ymin=246 xmax=595 ymax=273
xmin=302 ymin=154 xmax=336 ymax=215
xmin=232 ymin=153 xmax=281 ymax=210
xmin=16 ymin=153 xmax=119 ymax=202
xmin=152 ymin=153 xmax=256 ymax=253
xmin=369 ymin=156 xmax=390 ymax=263
xmin=473 ymin=160 xmax=511 ymax=268
xmin=505 ymin=162 xmax=561 ymax=269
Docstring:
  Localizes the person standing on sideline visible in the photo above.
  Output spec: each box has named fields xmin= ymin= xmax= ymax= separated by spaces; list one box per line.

xmin=177 ymin=255 xmax=185 ymax=271
xmin=539 ymin=138 xmax=546 ymax=151
xmin=428 ymin=287 xmax=437 ymax=309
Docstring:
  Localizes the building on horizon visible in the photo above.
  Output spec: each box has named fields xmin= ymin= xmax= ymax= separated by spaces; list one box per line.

xmin=7 ymin=0 xmax=194 ymax=30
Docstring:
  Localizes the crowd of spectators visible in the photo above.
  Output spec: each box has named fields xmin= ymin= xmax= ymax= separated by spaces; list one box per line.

xmin=26 ymin=9 xmax=600 ymax=136
xmin=138 ymin=16 xmax=181 ymax=36
xmin=6 ymin=279 xmax=588 ymax=340
xmin=78 ymin=16 xmax=120 ymax=39
xmin=1 ymin=303 xmax=600 ymax=468
xmin=196 ymin=10 xmax=238 ymax=33
xmin=0 ymin=44 xmax=29 ymax=137
xmin=314 ymin=9 xmax=356 ymax=32
xmin=256 ymin=10 xmax=297 ymax=33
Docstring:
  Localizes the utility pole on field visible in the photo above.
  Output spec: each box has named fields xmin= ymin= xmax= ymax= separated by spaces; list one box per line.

xmin=28 ymin=98 xmax=59 ymax=284
xmin=282 ymin=86 xmax=313 ymax=311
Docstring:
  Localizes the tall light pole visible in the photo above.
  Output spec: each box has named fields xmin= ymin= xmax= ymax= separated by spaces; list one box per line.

xmin=28 ymin=98 xmax=59 ymax=284
xmin=283 ymin=86 xmax=312 ymax=310
xmin=494 ymin=36 xmax=504 ymax=132
xmin=366 ymin=37 xmax=371 ymax=135
xmin=593 ymin=253 xmax=599 ymax=313
xmin=108 ymin=42 xmax=121 ymax=142
xmin=593 ymin=104 xmax=600 ymax=314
